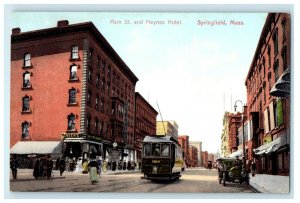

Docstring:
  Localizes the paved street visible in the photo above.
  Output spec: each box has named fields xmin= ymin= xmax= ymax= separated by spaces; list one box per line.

xmin=9 ymin=168 xmax=254 ymax=193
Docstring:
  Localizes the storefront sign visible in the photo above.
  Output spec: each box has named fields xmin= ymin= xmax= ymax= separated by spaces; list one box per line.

xmin=61 ymin=133 xmax=102 ymax=142
xmin=111 ymin=149 xmax=119 ymax=161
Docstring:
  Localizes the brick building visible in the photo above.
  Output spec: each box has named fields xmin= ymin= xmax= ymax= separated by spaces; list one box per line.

xmin=156 ymin=121 xmax=178 ymax=141
xmin=245 ymin=13 xmax=290 ymax=175
xmin=188 ymin=145 xmax=198 ymax=167
xmin=10 ymin=20 xmax=144 ymax=167
xmin=134 ymin=92 xmax=158 ymax=164
xmin=189 ymin=141 xmax=202 ymax=167
xmin=201 ymin=151 xmax=208 ymax=167
xmin=178 ymin=135 xmax=190 ymax=167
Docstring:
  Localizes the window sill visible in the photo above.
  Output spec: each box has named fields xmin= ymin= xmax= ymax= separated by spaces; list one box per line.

xmin=68 ymin=78 xmax=80 ymax=83
xmin=22 ymin=65 xmax=33 ymax=69
xmin=66 ymin=130 xmax=78 ymax=133
xmin=67 ymin=102 xmax=79 ymax=106
xmin=22 ymin=86 xmax=33 ymax=90
xmin=21 ymin=110 xmax=32 ymax=114
xmin=69 ymin=58 xmax=81 ymax=62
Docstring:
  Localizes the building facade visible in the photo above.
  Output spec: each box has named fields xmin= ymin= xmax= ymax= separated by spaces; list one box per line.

xmin=188 ymin=145 xmax=198 ymax=167
xmin=245 ymin=13 xmax=290 ymax=175
xmin=189 ymin=141 xmax=202 ymax=167
xmin=201 ymin=151 xmax=208 ymax=167
xmin=10 ymin=20 xmax=141 ymax=168
xmin=134 ymin=92 xmax=158 ymax=165
xmin=156 ymin=120 xmax=178 ymax=141
xmin=178 ymin=135 xmax=190 ymax=167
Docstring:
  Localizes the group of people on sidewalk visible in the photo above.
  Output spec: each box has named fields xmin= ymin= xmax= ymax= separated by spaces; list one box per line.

xmin=33 ymin=155 xmax=54 ymax=179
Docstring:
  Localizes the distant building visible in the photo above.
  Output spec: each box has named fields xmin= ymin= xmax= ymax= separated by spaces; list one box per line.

xmin=156 ymin=121 xmax=178 ymax=141
xmin=178 ymin=135 xmax=190 ymax=167
xmin=188 ymin=145 xmax=198 ymax=167
xmin=201 ymin=151 xmax=208 ymax=167
xmin=189 ymin=141 xmax=202 ymax=166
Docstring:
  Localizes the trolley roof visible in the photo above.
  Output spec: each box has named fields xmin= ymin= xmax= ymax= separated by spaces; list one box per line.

xmin=141 ymin=135 xmax=178 ymax=144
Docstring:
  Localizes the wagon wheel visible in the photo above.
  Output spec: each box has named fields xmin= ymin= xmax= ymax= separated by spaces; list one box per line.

xmin=223 ymin=172 xmax=226 ymax=186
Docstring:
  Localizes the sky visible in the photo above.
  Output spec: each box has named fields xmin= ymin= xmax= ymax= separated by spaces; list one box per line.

xmin=9 ymin=12 xmax=268 ymax=153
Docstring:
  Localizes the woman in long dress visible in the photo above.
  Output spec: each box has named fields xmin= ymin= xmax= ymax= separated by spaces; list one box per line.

xmin=88 ymin=160 xmax=99 ymax=184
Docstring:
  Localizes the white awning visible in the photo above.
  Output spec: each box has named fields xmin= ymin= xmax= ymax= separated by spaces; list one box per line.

xmin=253 ymin=135 xmax=287 ymax=155
xmin=10 ymin=141 xmax=62 ymax=154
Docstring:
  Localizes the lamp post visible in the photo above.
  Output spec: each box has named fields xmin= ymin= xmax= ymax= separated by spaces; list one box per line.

xmin=234 ymin=100 xmax=246 ymax=171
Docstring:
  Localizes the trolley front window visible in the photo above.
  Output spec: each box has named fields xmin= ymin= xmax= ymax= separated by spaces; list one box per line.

xmin=161 ymin=144 xmax=170 ymax=157
xmin=152 ymin=144 xmax=160 ymax=156
xmin=143 ymin=144 xmax=151 ymax=156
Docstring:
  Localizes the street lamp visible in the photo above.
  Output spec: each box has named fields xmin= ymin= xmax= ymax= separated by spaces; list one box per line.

xmin=234 ymin=100 xmax=246 ymax=171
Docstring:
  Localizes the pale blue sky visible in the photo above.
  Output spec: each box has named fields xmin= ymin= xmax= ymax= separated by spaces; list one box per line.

xmin=10 ymin=12 xmax=267 ymax=153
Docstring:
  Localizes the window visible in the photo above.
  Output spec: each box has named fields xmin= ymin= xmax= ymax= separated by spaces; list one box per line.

xmin=96 ymin=74 xmax=100 ymax=88
xmin=100 ymin=97 xmax=104 ymax=112
xmin=161 ymin=144 xmax=170 ymax=157
xmin=95 ymin=118 xmax=99 ymax=135
xmin=68 ymin=88 xmax=77 ymax=104
xmin=97 ymin=56 xmax=100 ymax=68
xmin=67 ymin=114 xmax=76 ymax=131
xmin=95 ymin=94 xmax=99 ymax=110
xmin=143 ymin=144 xmax=151 ymax=156
xmin=22 ymin=121 xmax=30 ymax=138
xmin=102 ymin=60 xmax=106 ymax=72
xmin=274 ymin=59 xmax=279 ymax=82
xmin=70 ymin=65 xmax=78 ymax=80
xmin=88 ymin=67 xmax=92 ymax=83
xmin=272 ymin=28 xmax=278 ymax=54
xmin=87 ymin=90 xmax=92 ymax=106
xmin=282 ymin=46 xmax=287 ymax=71
xmin=152 ymin=143 xmax=160 ymax=156
xmin=88 ymin=49 xmax=93 ymax=62
xmin=23 ymin=72 xmax=31 ymax=88
xmin=86 ymin=114 xmax=91 ymax=134
xmin=267 ymin=45 xmax=271 ymax=68
xmin=101 ymin=77 xmax=105 ymax=92
xmin=71 ymin=46 xmax=79 ymax=59
xmin=281 ymin=18 xmax=287 ymax=41
xmin=107 ymin=81 xmax=110 ymax=95
xmin=22 ymin=96 xmax=30 ymax=112
xmin=24 ymin=53 xmax=31 ymax=67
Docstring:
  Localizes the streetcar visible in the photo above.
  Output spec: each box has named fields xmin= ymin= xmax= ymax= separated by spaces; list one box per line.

xmin=141 ymin=135 xmax=184 ymax=181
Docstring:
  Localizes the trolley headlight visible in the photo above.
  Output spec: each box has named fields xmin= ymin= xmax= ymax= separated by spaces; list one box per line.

xmin=152 ymin=166 xmax=158 ymax=174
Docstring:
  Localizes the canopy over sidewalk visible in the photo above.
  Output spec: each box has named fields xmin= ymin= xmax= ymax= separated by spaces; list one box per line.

xmin=10 ymin=141 xmax=62 ymax=155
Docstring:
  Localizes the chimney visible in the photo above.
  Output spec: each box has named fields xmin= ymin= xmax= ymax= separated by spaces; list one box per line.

xmin=57 ymin=20 xmax=69 ymax=27
xmin=12 ymin=27 xmax=21 ymax=35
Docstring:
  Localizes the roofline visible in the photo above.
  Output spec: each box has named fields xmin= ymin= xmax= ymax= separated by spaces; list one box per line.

xmin=245 ymin=13 xmax=273 ymax=85
xmin=11 ymin=21 xmax=139 ymax=84
xmin=135 ymin=92 xmax=158 ymax=114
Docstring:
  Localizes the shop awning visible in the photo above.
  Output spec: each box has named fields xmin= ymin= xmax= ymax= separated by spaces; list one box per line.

xmin=10 ymin=141 xmax=62 ymax=154
xmin=229 ymin=149 xmax=243 ymax=158
xmin=253 ymin=135 xmax=287 ymax=155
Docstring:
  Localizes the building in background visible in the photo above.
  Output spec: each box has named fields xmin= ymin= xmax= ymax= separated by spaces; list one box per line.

xmin=188 ymin=145 xmax=198 ymax=167
xmin=156 ymin=120 xmax=178 ymax=141
xmin=245 ymin=13 xmax=290 ymax=176
xmin=189 ymin=141 xmax=202 ymax=166
xmin=201 ymin=151 xmax=208 ymax=167
xmin=134 ymin=92 xmax=158 ymax=165
xmin=178 ymin=135 xmax=190 ymax=167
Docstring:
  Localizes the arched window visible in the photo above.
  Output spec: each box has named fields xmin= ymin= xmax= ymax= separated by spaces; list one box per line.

xmin=67 ymin=114 xmax=76 ymax=131
xmin=22 ymin=121 xmax=30 ymax=138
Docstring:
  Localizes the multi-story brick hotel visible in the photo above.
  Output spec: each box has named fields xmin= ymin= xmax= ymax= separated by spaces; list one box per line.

xmin=10 ymin=20 xmax=157 ymax=167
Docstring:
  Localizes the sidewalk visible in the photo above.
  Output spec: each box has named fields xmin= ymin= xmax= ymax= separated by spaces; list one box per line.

xmin=249 ymin=174 xmax=290 ymax=193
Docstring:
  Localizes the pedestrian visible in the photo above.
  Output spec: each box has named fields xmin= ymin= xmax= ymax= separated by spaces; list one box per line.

xmin=56 ymin=157 xmax=60 ymax=170
xmin=46 ymin=155 xmax=53 ymax=179
xmin=82 ymin=159 xmax=89 ymax=174
xmin=251 ymin=160 xmax=257 ymax=177
xmin=97 ymin=158 xmax=102 ymax=175
xmin=88 ymin=159 xmax=99 ymax=184
xmin=10 ymin=155 xmax=18 ymax=180
xmin=33 ymin=157 xmax=41 ymax=179
xmin=59 ymin=156 xmax=66 ymax=176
